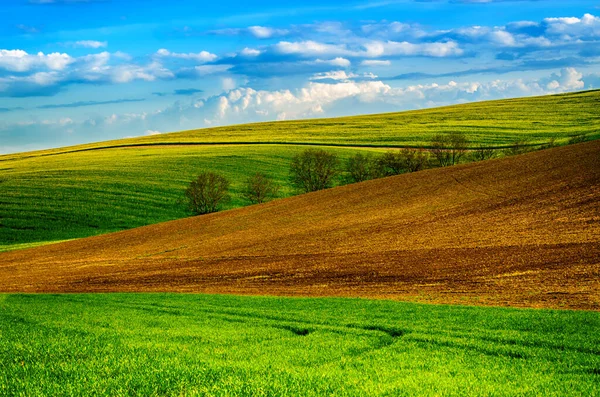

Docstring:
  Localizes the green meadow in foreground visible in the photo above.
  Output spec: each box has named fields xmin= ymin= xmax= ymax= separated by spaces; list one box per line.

xmin=1 ymin=90 xmax=598 ymax=251
xmin=0 ymin=294 xmax=598 ymax=396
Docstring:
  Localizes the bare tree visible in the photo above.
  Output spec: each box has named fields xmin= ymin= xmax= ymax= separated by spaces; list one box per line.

xmin=184 ymin=171 xmax=230 ymax=215
xmin=471 ymin=145 xmax=496 ymax=162
xmin=243 ymin=172 xmax=279 ymax=204
xmin=430 ymin=132 xmax=468 ymax=166
xmin=429 ymin=134 xmax=452 ymax=167
xmin=449 ymin=132 xmax=468 ymax=164
xmin=401 ymin=148 xmax=429 ymax=172
xmin=346 ymin=152 xmax=377 ymax=183
xmin=290 ymin=149 xmax=339 ymax=193
xmin=374 ymin=151 xmax=404 ymax=177
xmin=504 ymin=139 xmax=532 ymax=156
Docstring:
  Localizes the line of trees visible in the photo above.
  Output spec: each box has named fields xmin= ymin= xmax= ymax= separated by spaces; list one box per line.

xmin=184 ymin=132 xmax=587 ymax=215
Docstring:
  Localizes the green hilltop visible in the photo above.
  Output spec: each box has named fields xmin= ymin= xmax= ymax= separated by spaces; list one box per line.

xmin=1 ymin=90 xmax=598 ymax=251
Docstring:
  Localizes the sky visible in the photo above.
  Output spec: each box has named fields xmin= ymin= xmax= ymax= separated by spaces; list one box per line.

xmin=1 ymin=0 xmax=599 ymax=154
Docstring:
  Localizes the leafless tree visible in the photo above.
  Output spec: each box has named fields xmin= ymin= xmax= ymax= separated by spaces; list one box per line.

xmin=504 ymin=139 xmax=532 ymax=156
xmin=290 ymin=149 xmax=339 ymax=193
xmin=401 ymin=148 xmax=429 ymax=172
xmin=429 ymin=134 xmax=452 ymax=167
xmin=430 ymin=132 xmax=468 ymax=166
xmin=374 ymin=151 xmax=404 ymax=177
xmin=243 ymin=172 xmax=279 ymax=204
xmin=471 ymin=145 xmax=496 ymax=162
xmin=346 ymin=152 xmax=377 ymax=183
xmin=184 ymin=171 xmax=230 ymax=215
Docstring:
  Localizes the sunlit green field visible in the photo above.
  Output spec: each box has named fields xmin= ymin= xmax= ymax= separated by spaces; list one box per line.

xmin=1 ymin=90 xmax=598 ymax=251
xmin=1 ymin=294 xmax=598 ymax=396
xmin=0 ymin=145 xmax=381 ymax=250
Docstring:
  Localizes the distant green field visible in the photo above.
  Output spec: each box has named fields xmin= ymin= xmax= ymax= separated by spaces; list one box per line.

xmin=1 ymin=294 xmax=598 ymax=396
xmin=1 ymin=90 xmax=598 ymax=250
xmin=0 ymin=145 xmax=380 ymax=248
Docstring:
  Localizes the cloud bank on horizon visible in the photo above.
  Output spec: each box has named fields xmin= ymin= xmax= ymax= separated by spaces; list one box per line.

xmin=0 ymin=0 xmax=599 ymax=153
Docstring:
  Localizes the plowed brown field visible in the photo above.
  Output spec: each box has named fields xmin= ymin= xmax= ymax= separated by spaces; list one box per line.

xmin=1 ymin=141 xmax=599 ymax=309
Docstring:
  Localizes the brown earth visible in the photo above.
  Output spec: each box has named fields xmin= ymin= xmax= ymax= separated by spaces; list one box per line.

xmin=1 ymin=141 xmax=599 ymax=309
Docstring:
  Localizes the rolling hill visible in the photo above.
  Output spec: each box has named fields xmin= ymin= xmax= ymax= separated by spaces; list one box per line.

xmin=1 ymin=140 xmax=598 ymax=309
xmin=1 ymin=90 xmax=599 ymax=252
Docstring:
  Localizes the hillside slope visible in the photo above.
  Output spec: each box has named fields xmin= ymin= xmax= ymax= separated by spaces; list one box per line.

xmin=1 ymin=141 xmax=598 ymax=309
xmin=1 ymin=90 xmax=598 ymax=251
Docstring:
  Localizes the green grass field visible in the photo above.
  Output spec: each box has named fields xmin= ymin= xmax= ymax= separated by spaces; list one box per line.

xmin=0 ymin=145 xmax=380 ymax=250
xmin=1 ymin=90 xmax=598 ymax=251
xmin=1 ymin=294 xmax=598 ymax=396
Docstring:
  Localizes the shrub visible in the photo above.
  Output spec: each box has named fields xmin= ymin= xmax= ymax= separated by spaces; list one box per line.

xmin=184 ymin=171 xmax=230 ymax=215
xmin=346 ymin=153 xmax=377 ymax=183
xmin=374 ymin=151 xmax=404 ymax=177
xmin=401 ymin=148 xmax=429 ymax=172
xmin=243 ymin=172 xmax=279 ymax=204
xmin=290 ymin=149 xmax=339 ymax=193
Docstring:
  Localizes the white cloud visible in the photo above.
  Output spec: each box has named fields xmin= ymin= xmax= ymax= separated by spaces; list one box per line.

xmin=542 ymin=68 xmax=584 ymax=91
xmin=0 ymin=49 xmax=73 ymax=72
xmin=364 ymin=40 xmax=463 ymax=57
xmin=314 ymin=57 xmax=351 ymax=67
xmin=156 ymin=48 xmax=217 ymax=63
xmin=544 ymin=13 xmax=600 ymax=38
xmin=247 ymin=26 xmax=289 ymax=39
xmin=274 ymin=39 xmax=463 ymax=58
xmin=72 ymin=40 xmax=107 ymax=49
xmin=310 ymin=70 xmax=358 ymax=81
xmin=240 ymin=48 xmax=261 ymax=57
xmin=274 ymin=41 xmax=355 ymax=57
xmin=361 ymin=59 xmax=391 ymax=66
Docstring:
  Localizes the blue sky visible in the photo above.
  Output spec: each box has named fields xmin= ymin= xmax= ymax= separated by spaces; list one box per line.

xmin=1 ymin=0 xmax=599 ymax=154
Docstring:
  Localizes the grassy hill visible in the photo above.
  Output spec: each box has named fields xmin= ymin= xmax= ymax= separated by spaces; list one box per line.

xmin=1 ymin=90 xmax=598 ymax=252
xmin=1 ymin=140 xmax=598 ymax=309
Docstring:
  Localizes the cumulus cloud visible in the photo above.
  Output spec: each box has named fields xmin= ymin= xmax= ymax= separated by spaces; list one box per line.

xmin=361 ymin=13 xmax=599 ymax=54
xmin=314 ymin=57 xmax=351 ymax=67
xmin=541 ymin=67 xmax=584 ymax=91
xmin=0 ymin=50 xmax=176 ymax=97
xmin=0 ymin=49 xmax=73 ymax=72
xmin=543 ymin=13 xmax=600 ymax=38
xmin=1 ymin=12 xmax=597 ymax=100
xmin=273 ymin=39 xmax=463 ymax=59
xmin=174 ymin=68 xmax=590 ymax=127
xmin=240 ymin=48 xmax=261 ymax=57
